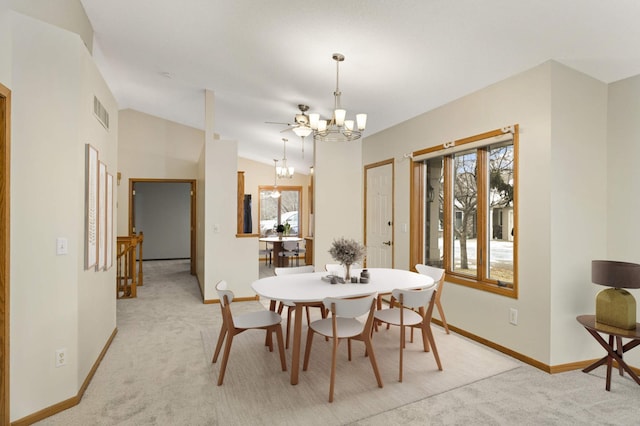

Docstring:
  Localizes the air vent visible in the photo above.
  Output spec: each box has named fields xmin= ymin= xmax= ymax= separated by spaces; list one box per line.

xmin=93 ymin=95 xmax=110 ymax=130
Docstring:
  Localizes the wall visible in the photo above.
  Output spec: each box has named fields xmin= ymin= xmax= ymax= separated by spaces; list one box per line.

xmin=548 ymin=64 xmax=608 ymax=365
xmin=203 ymin=139 xmax=258 ymax=300
xmin=133 ymin=182 xmax=191 ymax=259
xmin=10 ymin=11 xmax=117 ymax=420
xmin=314 ymin=139 xmax=364 ymax=269
xmin=363 ymin=61 xmax=609 ymax=367
xmin=0 ymin=0 xmax=10 ymax=83
xmin=9 ymin=0 xmax=93 ymax=52
xmin=606 ymin=73 xmax=640 ymax=366
xmin=116 ymin=108 xmax=204 ymax=236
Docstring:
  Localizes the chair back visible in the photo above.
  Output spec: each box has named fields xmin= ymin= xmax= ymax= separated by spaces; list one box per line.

xmin=282 ymin=241 xmax=299 ymax=251
xmin=274 ymin=265 xmax=314 ymax=275
xmin=415 ymin=264 xmax=444 ymax=282
xmin=216 ymin=280 xmax=234 ymax=307
xmin=391 ymin=287 xmax=435 ymax=310
xmin=323 ymin=294 xmax=376 ymax=318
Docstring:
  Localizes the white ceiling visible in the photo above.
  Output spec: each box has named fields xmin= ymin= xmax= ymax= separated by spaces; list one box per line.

xmin=80 ymin=0 xmax=640 ymax=173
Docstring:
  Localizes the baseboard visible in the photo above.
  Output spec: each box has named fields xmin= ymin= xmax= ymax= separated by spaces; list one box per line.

xmin=204 ymin=295 xmax=260 ymax=304
xmin=431 ymin=319 xmax=640 ymax=375
xmin=11 ymin=328 xmax=118 ymax=426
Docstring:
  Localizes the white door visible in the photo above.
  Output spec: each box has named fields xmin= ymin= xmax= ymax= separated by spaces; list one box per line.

xmin=365 ymin=162 xmax=393 ymax=268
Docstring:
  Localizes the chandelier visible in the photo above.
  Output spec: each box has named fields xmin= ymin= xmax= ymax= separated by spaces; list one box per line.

xmin=276 ymin=138 xmax=294 ymax=179
xmin=271 ymin=159 xmax=281 ymax=198
xmin=308 ymin=53 xmax=367 ymax=142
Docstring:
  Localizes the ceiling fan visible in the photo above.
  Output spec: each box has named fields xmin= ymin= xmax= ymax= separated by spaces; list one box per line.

xmin=266 ymin=104 xmax=313 ymax=156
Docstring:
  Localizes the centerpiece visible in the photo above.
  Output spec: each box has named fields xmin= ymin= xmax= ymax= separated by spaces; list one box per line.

xmin=328 ymin=237 xmax=366 ymax=281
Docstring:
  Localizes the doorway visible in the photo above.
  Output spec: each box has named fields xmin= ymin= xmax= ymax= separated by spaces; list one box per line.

xmin=1 ymin=82 xmax=11 ymax=424
xmin=364 ymin=160 xmax=394 ymax=268
xmin=129 ymin=179 xmax=197 ymax=274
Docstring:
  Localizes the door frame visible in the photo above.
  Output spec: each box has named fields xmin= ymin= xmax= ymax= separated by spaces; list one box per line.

xmin=364 ymin=159 xmax=395 ymax=269
xmin=128 ymin=178 xmax=197 ymax=274
xmin=1 ymin=81 xmax=11 ymax=424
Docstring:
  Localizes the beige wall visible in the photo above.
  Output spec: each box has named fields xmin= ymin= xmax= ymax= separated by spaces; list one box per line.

xmin=9 ymin=12 xmax=117 ymax=420
xmin=606 ymin=73 xmax=640 ymax=367
xmin=10 ymin=0 xmax=93 ymax=52
xmin=314 ymin=139 xmax=364 ymax=269
xmin=116 ymin=108 xmax=204 ymax=235
xmin=363 ymin=61 xmax=612 ymax=367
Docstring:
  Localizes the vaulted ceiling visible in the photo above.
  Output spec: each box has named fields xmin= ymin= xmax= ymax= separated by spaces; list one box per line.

xmin=80 ymin=0 xmax=640 ymax=173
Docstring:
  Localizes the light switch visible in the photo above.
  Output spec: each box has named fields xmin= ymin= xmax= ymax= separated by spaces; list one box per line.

xmin=56 ymin=237 xmax=68 ymax=255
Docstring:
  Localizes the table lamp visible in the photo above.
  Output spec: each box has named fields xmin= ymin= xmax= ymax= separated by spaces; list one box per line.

xmin=592 ymin=260 xmax=640 ymax=330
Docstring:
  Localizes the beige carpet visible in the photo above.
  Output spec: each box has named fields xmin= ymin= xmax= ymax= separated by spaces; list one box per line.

xmin=200 ymin=313 xmax=519 ymax=425
xmin=46 ymin=259 xmax=640 ymax=425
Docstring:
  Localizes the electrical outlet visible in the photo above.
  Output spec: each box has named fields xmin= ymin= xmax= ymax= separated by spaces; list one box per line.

xmin=55 ymin=348 xmax=67 ymax=367
xmin=509 ymin=308 xmax=518 ymax=325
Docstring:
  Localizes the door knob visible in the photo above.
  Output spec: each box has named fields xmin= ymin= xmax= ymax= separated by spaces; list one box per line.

xmin=383 ymin=241 xmax=392 ymax=246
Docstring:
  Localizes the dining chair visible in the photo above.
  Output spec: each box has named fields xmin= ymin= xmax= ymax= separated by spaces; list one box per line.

xmin=274 ymin=266 xmax=324 ymax=348
xmin=415 ymin=263 xmax=449 ymax=334
xmin=303 ymin=293 xmax=383 ymax=402
xmin=278 ymin=240 xmax=301 ymax=266
xmin=374 ymin=286 xmax=443 ymax=382
xmin=212 ymin=280 xmax=287 ymax=385
xmin=259 ymin=241 xmax=272 ymax=267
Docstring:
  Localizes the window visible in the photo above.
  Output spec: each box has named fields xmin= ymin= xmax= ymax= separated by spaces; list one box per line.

xmin=258 ymin=186 xmax=302 ymax=237
xmin=410 ymin=126 xmax=518 ymax=297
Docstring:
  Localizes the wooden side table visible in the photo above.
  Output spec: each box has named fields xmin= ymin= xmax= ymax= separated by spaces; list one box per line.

xmin=577 ymin=314 xmax=640 ymax=391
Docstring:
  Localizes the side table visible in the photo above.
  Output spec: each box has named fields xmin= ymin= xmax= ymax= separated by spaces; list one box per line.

xmin=576 ymin=314 xmax=640 ymax=391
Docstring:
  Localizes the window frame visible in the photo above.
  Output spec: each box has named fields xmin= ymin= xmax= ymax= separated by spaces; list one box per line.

xmin=258 ymin=185 xmax=303 ymax=237
xmin=410 ymin=125 xmax=518 ymax=298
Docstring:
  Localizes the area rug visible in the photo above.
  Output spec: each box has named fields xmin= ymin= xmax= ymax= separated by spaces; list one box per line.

xmin=201 ymin=316 xmax=520 ymax=425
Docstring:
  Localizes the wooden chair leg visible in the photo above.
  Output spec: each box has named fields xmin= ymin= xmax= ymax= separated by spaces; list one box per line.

xmin=363 ymin=336 xmax=383 ymax=388
xmin=212 ymin=325 xmax=227 ymax=363
xmin=303 ymin=328 xmax=315 ymax=371
xmin=217 ymin=331 xmax=235 ymax=385
xmin=285 ymin=308 xmax=292 ymax=349
xmin=329 ymin=334 xmax=339 ymax=402
xmin=399 ymin=325 xmax=405 ymax=382
xmin=424 ymin=324 xmax=442 ymax=370
xmin=437 ymin=299 xmax=450 ymax=334
xmin=274 ymin=325 xmax=288 ymax=371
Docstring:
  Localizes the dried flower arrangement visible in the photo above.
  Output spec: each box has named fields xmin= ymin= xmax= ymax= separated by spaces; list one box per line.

xmin=328 ymin=237 xmax=366 ymax=267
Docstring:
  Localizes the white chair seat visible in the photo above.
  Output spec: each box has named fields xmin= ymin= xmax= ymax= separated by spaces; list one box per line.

xmin=233 ymin=310 xmax=282 ymax=329
xmin=374 ymin=307 xmax=422 ymax=326
xmin=309 ymin=317 xmax=364 ymax=338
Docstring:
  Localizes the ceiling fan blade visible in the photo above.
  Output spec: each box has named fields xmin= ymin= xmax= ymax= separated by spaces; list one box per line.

xmin=280 ymin=127 xmax=294 ymax=133
xmin=265 ymin=121 xmax=293 ymax=126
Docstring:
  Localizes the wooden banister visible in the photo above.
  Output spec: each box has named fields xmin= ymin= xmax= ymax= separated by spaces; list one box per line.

xmin=116 ymin=232 xmax=144 ymax=298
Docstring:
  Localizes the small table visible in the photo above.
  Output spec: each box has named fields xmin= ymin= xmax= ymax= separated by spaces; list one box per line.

xmin=259 ymin=236 xmax=303 ymax=267
xmin=576 ymin=315 xmax=640 ymax=391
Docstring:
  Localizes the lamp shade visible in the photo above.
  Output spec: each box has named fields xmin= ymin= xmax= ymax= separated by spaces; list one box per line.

xmin=592 ymin=260 xmax=640 ymax=289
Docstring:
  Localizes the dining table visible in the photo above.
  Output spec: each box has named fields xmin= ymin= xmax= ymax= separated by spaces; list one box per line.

xmin=251 ymin=268 xmax=435 ymax=385
xmin=258 ymin=236 xmax=303 ymax=267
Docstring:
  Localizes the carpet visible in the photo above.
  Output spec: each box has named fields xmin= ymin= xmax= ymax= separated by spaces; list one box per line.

xmin=201 ymin=312 xmax=520 ymax=426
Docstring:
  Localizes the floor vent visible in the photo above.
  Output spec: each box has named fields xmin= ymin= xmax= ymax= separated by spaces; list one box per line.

xmin=93 ymin=95 xmax=110 ymax=130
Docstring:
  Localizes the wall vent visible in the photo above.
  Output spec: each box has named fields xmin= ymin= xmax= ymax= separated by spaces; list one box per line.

xmin=93 ymin=95 xmax=110 ymax=130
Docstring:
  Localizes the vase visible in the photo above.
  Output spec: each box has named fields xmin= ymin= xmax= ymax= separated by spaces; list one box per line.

xmin=344 ymin=263 xmax=351 ymax=282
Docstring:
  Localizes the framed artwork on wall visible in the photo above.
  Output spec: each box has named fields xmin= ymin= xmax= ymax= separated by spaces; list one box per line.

xmin=97 ymin=160 xmax=107 ymax=270
xmin=85 ymin=144 xmax=98 ymax=269
xmin=106 ymin=172 xmax=114 ymax=270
